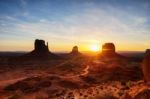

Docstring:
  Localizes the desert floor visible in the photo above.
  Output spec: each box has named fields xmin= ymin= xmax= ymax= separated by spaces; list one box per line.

xmin=0 ymin=55 xmax=149 ymax=99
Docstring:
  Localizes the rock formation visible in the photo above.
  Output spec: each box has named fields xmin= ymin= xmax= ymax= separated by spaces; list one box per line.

xmin=99 ymin=42 xmax=126 ymax=60
xmin=66 ymin=46 xmax=82 ymax=58
xmin=102 ymin=43 xmax=116 ymax=56
xmin=24 ymin=39 xmax=59 ymax=59
xmin=142 ymin=49 xmax=150 ymax=82
xmin=34 ymin=39 xmax=49 ymax=53
xmin=70 ymin=46 xmax=79 ymax=55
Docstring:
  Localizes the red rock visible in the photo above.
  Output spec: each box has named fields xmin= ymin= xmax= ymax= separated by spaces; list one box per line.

xmin=102 ymin=43 xmax=116 ymax=55
xmin=34 ymin=39 xmax=49 ymax=52
xmin=142 ymin=49 xmax=150 ymax=82
xmin=23 ymin=39 xmax=59 ymax=59
xmin=70 ymin=46 xmax=79 ymax=55
xmin=120 ymin=93 xmax=132 ymax=99
xmin=134 ymin=89 xmax=150 ymax=99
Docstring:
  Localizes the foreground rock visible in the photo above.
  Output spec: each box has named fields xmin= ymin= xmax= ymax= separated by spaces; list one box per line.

xmin=142 ymin=49 xmax=150 ymax=82
xmin=121 ymin=81 xmax=150 ymax=99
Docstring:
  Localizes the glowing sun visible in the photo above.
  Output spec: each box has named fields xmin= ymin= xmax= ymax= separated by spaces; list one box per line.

xmin=90 ymin=44 xmax=99 ymax=52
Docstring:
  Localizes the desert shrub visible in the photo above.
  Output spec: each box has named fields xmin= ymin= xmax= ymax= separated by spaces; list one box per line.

xmin=126 ymin=80 xmax=131 ymax=88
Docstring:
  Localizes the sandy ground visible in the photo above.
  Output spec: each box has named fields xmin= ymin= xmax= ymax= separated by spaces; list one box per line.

xmin=0 ymin=56 xmax=149 ymax=99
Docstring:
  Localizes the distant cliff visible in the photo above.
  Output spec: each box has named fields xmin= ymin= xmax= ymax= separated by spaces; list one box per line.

xmin=99 ymin=42 xmax=126 ymax=59
xmin=70 ymin=46 xmax=80 ymax=55
xmin=142 ymin=49 xmax=150 ymax=82
xmin=23 ymin=39 xmax=59 ymax=59
xmin=102 ymin=43 xmax=116 ymax=56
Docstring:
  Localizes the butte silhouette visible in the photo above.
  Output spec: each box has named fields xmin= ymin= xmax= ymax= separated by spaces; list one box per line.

xmin=99 ymin=43 xmax=125 ymax=59
xmin=23 ymin=39 xmax=59 ymax=60
xmin=70 ymin=46 xmax=81 ymax=55
xmin=64 ymin=46 xmax=82 ymax=58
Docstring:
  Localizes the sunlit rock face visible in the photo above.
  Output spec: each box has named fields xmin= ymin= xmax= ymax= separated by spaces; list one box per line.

xmin=102 ymin=43 xmax=116 ymax=55
xmin=70 ymin=46 xmax=79 ymax=55
xmin=142 ymin=49 xmax=150 ymax=82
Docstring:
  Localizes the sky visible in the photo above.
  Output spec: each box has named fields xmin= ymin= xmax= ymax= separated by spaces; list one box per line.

xmin=0 ymin=0 xmax=150 ymax=52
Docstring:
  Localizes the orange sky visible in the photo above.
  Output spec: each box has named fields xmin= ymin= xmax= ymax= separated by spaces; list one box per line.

xmin=0 ymin=0 xmax=150 ymax=52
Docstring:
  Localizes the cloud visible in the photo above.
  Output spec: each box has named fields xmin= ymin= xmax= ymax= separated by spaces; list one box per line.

xmin=2 ymin=5 xmax=149 ymax=42
xmin=20 ymin=0 xmax=27 ymax=6
xmin=0 ymin=2 xmax=150 ymax=51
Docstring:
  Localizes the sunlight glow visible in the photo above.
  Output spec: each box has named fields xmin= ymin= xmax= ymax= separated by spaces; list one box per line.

xmin=90 ymin=44 xmax=100 ymax=52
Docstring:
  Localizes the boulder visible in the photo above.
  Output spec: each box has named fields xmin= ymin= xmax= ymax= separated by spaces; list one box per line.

xmin=142 ymin=49 xmax=150 ymax=82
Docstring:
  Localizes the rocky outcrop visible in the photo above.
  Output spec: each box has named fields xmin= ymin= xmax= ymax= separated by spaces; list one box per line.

xmin=70 ymin=46 xmax=79 ymax=55
xmin=34 ymin=39 xmax=49 ymax=53
xmin=98 ymin=42 xmax=126 ymax=60
xmin=102 ymin=43 xmax=116 ymax=55
xmin=142 ymin=49 xmax=150 ymax=82
xmin=24 ymin=39 xmax=59 ymax=59
xmin=121 ymin=82 xmax=150 ymax=99
xmin=65 ymin=46 xmax=82 ymax=58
